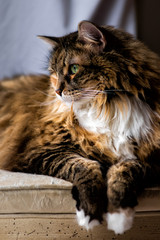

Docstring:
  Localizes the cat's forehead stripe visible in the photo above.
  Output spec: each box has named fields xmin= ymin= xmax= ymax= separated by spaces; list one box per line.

xmin=69 ymin=55 xmax=90 ymax=65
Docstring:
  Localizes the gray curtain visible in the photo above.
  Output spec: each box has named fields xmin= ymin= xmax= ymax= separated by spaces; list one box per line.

xmin=136 ymin=0 xmax=160 ymax=56
xmin=0 ymin=0 xmax=137 ymax=79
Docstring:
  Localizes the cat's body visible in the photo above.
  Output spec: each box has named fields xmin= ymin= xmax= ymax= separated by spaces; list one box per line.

xmin=0 ymin=21 xmax=159 ymax=234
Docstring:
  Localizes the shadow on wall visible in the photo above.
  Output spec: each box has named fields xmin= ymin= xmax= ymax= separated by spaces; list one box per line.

xmin=91 ymin=0 xmax=134 ymax=32
xmin=136 ymin=0 xmax=160 ymax=55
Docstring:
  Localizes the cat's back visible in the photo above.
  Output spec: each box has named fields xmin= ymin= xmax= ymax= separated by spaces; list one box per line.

xmin=0 ymin=74 xmax=50 ymax=111
xmin=0 ymin=74 xmax=50 ymax=95
xmin=0 ymin=75 xmax=50 ymax=157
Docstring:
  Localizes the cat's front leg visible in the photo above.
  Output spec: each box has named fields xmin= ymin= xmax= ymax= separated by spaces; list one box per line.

xmin=72 ymin=161 xmax=107 ymax=230
xmin=71 ymin=159 xmax=107 ymax=230
xmin=105 ymin=160 xmax=145 ymax=234
xmin=45 ymin=153 xmax=107 ymax=230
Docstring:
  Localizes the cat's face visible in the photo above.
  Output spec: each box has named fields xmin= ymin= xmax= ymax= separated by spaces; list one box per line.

xmin=40 ymin=21 xmax=153 ymax=111
xmin=40 ymin=21 xmax=126 ymax=110
xmin=50 ymin=46 xmax=103 ymax=107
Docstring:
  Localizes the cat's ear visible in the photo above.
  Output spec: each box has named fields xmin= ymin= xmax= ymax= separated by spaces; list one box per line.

xmin=78 ymin=21 xmax=106 ymax=52
xmin=37 ymin=36 xmax=60 ymax=48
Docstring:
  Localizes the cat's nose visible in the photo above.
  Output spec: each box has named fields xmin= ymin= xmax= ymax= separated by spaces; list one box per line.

xmin=55 ymin=89 xmax=62 ymax=96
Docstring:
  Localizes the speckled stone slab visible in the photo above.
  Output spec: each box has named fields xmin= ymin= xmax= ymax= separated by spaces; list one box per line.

xmin=0 ymin=170 xmax=72 ymax=190
xmin=0 ymin=170 xmax=74 ymax=214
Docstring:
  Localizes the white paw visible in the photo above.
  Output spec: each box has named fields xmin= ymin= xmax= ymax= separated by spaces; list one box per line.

xmin=76 ymin=209 xmax=100 ymax=230
xmin=105 ymin=208 xmax=134 ymax=234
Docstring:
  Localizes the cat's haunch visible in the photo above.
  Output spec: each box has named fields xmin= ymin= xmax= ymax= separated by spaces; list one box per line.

xmin=0 ymin=21 xmax=159 ymax=234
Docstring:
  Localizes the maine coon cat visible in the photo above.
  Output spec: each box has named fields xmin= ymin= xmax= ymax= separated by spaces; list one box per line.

xmin=0 ymin=21 xmax=159 ymax=234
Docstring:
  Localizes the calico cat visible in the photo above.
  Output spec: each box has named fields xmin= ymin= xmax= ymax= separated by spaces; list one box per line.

xmin=0 ymin=21 xmax=160 ymax=234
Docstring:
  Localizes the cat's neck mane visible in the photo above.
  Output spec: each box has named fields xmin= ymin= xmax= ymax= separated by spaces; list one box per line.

xmin=46 ymin=94 xmax=155 ymax=160
xmin=73 ymin=96 xmax=154 ymax=160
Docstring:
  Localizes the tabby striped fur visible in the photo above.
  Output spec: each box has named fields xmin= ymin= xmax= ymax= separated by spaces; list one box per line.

xmin=0 ymin=21 xmax=159 ymax=234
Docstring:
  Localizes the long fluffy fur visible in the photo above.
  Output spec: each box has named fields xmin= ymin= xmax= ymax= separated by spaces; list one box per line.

xmin=0 ymin=21 xmax=159 ymax=234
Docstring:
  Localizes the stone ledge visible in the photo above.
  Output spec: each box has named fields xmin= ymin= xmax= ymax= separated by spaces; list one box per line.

xmin=0 ymin=170 xmax=160 ymax=239
xmin=0 ymin=170 xmax=160 ymax=214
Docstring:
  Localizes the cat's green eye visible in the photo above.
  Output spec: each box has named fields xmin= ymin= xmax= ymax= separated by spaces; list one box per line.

xmin=69 ymin=64 xmax=79 ymax=75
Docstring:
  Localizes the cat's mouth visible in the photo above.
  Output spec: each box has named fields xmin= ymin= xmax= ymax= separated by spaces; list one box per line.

xmin=60 ymin=89 xmax=97 ymax=104
xmin=62 ymin=90 xmax=81 ymax=102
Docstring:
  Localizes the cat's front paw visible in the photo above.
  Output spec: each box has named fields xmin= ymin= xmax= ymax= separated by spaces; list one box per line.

xmin=76 ymin=209 xmax=100 ymax=230
xmin=105 ymin=208 xmax=134 ymax=234
xmin=72 ymin=182 xmax=107 ymax=230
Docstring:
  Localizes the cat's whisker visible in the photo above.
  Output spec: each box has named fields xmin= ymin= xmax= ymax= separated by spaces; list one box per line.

xmin=81 ymin=89 xmax=129 ymax=94
xmin=40 ymin=100 xmax=56 ymax=106
xmin=35 ymin=88 xmax=54 ymax=98
xmin=80 ymin=92 xmax=119 ymax=97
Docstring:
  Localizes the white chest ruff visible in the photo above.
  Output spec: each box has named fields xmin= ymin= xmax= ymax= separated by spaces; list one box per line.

xmin=75 ymin=97 xmax=153 ymax=160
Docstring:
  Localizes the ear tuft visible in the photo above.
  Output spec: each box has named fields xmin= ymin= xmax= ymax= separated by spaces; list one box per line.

xmin=78 ymin=21 xmax=106 ymax=51
xmin=37 ymin=36 xmax=59 ymax=48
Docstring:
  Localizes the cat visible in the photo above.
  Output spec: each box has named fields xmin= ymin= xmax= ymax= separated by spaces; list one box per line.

xmin=0 ymin=21 xmax=160 ymax=234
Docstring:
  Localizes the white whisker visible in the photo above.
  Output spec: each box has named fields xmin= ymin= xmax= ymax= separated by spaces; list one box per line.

xmin=35 ymin=88 xmax=54 ymax=98
xmin=40 ymin=99 xmax=56 ymax=106
xmin=81 ymin=89 xmax=128 ymax=93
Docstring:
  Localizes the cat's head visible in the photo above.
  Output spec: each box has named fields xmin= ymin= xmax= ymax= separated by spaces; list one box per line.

xmin=39 ymin=21 xmax=160 ymax=113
